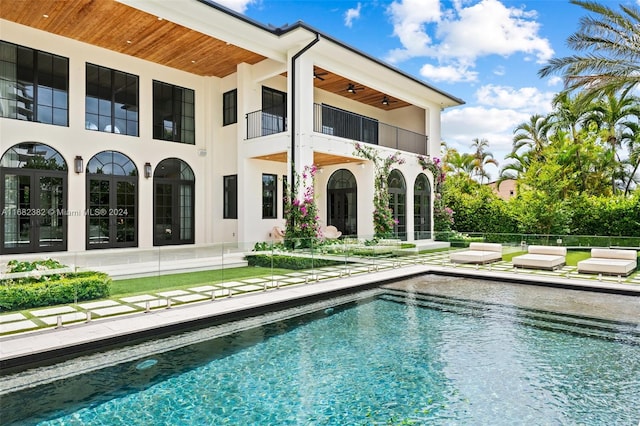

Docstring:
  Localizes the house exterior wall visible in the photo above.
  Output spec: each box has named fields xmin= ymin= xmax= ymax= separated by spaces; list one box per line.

xmin=0 ymin=5 xmax=461 ymax=255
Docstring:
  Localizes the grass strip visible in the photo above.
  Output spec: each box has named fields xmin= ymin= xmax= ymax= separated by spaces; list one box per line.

xmin=110 ymin=266 xmax=296 ymax=297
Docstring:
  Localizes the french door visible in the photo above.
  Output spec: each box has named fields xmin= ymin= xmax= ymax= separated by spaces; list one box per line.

xmin=86 ymin=177 xmax=137 ymax=249
xmin=1 ymin=170 xmax=66 ymax=254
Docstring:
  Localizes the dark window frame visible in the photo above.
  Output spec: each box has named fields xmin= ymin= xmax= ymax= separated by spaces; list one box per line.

xmin=223 ymin=89 xmax=237 ymax=126
xmin=0 ymin=41 xmax=69 ymax=126
xmin=223 ymin=174 xmax=238 ymax=219
xmin=152 ymin=80 xmax=195 ymax=144
xmin=262 ymin=173 xmax=277 ymax=219
xmin=85 ymin=63 xmax=139 ymax=136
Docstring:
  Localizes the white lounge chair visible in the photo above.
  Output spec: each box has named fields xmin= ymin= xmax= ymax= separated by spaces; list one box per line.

xmin=577 ymin=248 xmax=637 ymax=276
xmin=450 ymin=242 xmax=502 ymax=264
xmin=512 ymin=245 xmax=566 ymax=270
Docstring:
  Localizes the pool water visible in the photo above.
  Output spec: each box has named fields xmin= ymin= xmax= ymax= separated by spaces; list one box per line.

xmin=4 ymin=289 xmax=640 ymax=425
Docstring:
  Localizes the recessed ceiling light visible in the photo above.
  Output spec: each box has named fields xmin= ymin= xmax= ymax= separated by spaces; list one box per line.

xmin=126 ymin=40 xmax=132 ymax=44
xmin=157 ymin=17 xmax=163 ymax=21
xmin=42 ymin=14 xmax=49 ymax=18
xmin=191 ymin=60 xmax=196 ymax=64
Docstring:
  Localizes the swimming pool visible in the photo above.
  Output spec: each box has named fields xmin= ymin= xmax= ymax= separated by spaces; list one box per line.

xmin=2 ymin=278 xmax=639 ymax=425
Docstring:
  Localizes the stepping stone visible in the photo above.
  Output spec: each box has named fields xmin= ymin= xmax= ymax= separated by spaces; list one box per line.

xmin=280 ymin=277 xmax=306 ymax=284
xmin=0 ymin=313 xmax=27 ymax=324
xmin=78 ymin=300 xmax=120 ymax=309
xmin=157 ymin=290 xmax=190 ymax=297
xmin=91 ymin=305 xmax=137 ymax=316
xmin=134 ymin=299 xmax=168 ymax=309
xmin=0 ymin=320 xmax=38 ymax=333
xmin=40 ymin=312 xmax=88 ymax=325
xmin=121 ymin=294 xmax=157 ymax=303
xmin=233 ymin=284 xmax=263 ymax=292
xmin=242 ymin=278 xmax=268 ymax=284
xmin=31 ymin=306 xmax=76 ymax=317
xmin=218 ymin=281 xmax=243 ymax=288
xmin=173 ymin=294 xmax=209 ymax=303
xmin=189 ymin=285 xmax=216 ymax=292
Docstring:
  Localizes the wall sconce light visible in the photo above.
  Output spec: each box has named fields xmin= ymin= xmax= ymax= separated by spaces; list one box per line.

xmin=144 ymin=162 xmax=152 ymax=178
xmin=74 ymin=156 xmax=83 ymax=173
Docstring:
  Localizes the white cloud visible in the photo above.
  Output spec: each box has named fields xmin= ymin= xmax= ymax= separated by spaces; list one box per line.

xmin=436 ymin=0 xmax=554 ymax=64
xmin=546 ymin=76 xmax=563 ymax=87
xmin=385 ymin=0 xmax=554 ymax=83
xmin=474 ymin=84 xmax=555 ymax=112
xmin=441 ymin=106 xmax=529 ymax=170
xmin=215 ymin=0 xmax=256 ymax=13
xmin=386 ymin=0 xmax=441 ymax=62
xmin=345 ymin=3 xmax=362 ymax=28
xmin=420 ymin=63 xmax=478 ymax=82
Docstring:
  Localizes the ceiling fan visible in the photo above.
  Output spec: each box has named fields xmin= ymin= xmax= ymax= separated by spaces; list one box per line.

xmin=381 ymin=96 xmax=398 ymax=106
xmin=313 ymin=71 xmax=329 ymax=80
xmin=347 ymin=83 xmax=365 ymax=94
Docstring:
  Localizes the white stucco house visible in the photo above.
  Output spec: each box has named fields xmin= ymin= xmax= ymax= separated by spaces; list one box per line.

xmin=0 ymin=0 xmax=463 ymax=256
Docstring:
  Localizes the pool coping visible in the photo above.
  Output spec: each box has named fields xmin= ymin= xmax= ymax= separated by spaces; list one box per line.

xmin=1 ymin=264 xmax=638 ymax=373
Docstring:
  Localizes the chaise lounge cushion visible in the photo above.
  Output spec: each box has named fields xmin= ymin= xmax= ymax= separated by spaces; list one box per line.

xmin=512 ymin=245 xmax=567 ymax=270
xmin=450 ymin=242 xmax=502 ymax=264
xmin=577 ymin=248 xmax=637 ymax=276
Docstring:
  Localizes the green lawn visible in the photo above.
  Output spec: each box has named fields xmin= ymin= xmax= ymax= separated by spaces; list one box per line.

xmin=110 ymin=266 xmax=296 ymax=297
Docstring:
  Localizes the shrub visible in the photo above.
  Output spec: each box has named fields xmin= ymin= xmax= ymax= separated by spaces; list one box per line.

xmin=0 ymin=272 xmax=111 ymax=311
xmin=246 ymin=254 xmax=344 ymax=270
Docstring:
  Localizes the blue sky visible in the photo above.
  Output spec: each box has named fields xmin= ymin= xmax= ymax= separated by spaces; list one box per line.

xmin=216 ymin=0 xmax=637 ymax=179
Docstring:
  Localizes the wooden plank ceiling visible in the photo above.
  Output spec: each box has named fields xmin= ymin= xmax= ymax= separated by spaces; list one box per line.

xmin=313 ymin=67 xmax=411 ymax=111
xmin=1 ymin=1 xmax=414 ymax=109
xmin=254 ymin=151 xmax=362 ymax=167
xmin=0 ymin=0 xmax=265 ymax=77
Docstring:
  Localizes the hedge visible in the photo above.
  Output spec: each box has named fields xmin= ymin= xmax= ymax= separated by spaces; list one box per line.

xmin=0 ymin=272 xmax=111 ymax=311
xmin=246 ymin=254 xmax=345 ymax=270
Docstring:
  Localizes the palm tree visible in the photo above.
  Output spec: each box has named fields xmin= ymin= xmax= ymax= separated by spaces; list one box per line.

xmin=443 ymin=148 xmax=474 ymax=178
xmin=546 ymin=92 xmax=593 ymax=192
xmin=470 ymin=138 xmax=498 ymax=184
xmin=538 ymin=0 xmax=640 ymax=99
xmin=499 ymin=151 xmax=530 ymax=181
xmin=512 ymin=114 xmax=550 ymax=159
xmin=586 ymin=88 xmax=640 ymax=193
xmin=621 ymin=122 xmax=640 ymax=195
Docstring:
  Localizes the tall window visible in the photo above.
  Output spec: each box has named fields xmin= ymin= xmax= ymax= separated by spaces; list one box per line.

xmin=0 ymin=41 xmax=68 ymax=126
xmin=153 ymin=80 xmax=195 ymax=144
xmin=153 ymin=158 xmax=195 ymax=246
xmin=223 ymin=175 xmax=237 ymax=219
xmin=262 ymin=173 xmax=277 ymax=219
xmin=85 ymin=63 xmax=138 ymax=136
xmin=223 ymin=89 xmax=237 ymax=126
xmin=86 ymin=151 xmax=138 ymax=249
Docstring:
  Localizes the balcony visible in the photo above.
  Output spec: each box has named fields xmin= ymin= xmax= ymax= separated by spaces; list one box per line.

xmin=313 ymin=103 xmax=428 ymax=155
xmin=246 ymin=106 xmax=287 ymax=139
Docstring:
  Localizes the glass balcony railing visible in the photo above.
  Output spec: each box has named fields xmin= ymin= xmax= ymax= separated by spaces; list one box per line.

xmin=313 ymin=103 xmax=429 ymax=155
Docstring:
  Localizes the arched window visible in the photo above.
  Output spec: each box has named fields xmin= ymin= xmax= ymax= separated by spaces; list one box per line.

xmin=327 ymin=169 xmax=357 ymax=236
xmin=153 ymin=158 xmax=195 ymax=245
xmin=0 ymin=142 xmax=67 ymax=254
xmin=86 ymin=151 xmax=137 ymax=249
xmin=388 ymin=169 xmax=406 ymax=240
xmin=414 ymin=173 xmax=432 ymax=240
